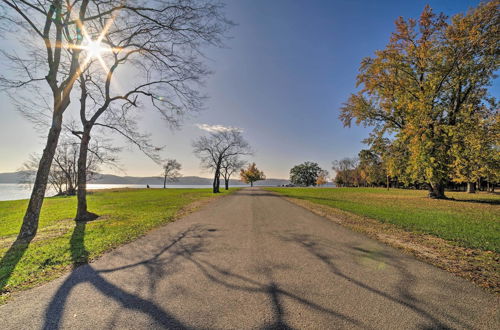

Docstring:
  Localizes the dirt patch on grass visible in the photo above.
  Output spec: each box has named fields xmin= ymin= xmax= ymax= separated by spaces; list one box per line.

xmin=281 ymin=195 xmax=499 ymax=295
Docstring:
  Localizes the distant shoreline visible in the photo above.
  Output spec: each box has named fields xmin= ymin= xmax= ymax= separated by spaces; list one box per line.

xmin=0 ymin=183 xmax=282 ymax=202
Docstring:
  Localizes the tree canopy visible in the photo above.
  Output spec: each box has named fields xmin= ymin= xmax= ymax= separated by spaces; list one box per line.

xmin=193 ymin=130 xmax=251 ymax=193
xmin=340 ymin=1 xmax=499 ymax=198
xmin=290 ymin=162 xmax=324 ymax=187
xmin=240 ymin=163 xmax=265 ymax=187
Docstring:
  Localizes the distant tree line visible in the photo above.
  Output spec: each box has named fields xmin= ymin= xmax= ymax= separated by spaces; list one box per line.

xmin=333 ymin=149 xmax=498 ymax=193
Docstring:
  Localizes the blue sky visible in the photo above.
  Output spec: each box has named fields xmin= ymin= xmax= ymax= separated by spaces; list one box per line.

xmin=0 ymin=0 xmax=493 ymax=179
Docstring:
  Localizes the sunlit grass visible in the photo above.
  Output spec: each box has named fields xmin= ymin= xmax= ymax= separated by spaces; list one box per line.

xmin=266 ymin=187 xmax=500 ymax=252
xmin=0 ymin=188 xmax=236 ymax=301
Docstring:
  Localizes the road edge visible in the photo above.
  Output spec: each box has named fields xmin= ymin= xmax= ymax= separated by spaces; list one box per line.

xmin=266 ymin=190 xmax=499 ymax=295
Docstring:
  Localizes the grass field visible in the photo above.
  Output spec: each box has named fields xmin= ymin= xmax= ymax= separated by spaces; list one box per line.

xmin=265 ymin=188 xmax=500 ymax=252
xmin=0 ymin=188 xmax=235 ymax=302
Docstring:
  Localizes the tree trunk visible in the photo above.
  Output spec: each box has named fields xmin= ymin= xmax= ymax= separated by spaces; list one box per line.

xmin=250 ymin=181 xmax=253 ymax=187
xmin=224 ymin=179 xmax=229 ymax=190
xmin=75 ymin=128 xmax=98 ymax=221
xmin=163 ymin=175 xmax=167 ymax=189
xmin=386 ymin=175 xmax=390 ymax=190
xmin=213 ymin=168 xmax=220 ymax=193
xmin=67 ymin=180 xmax=76 ymax=196
xmin=466 ymin=182 xmax=476 ymax=194
xmin=428 ymin=182 xmax=446 ymax=199
xmin=18 ymin=115 xmax=63 ymax=239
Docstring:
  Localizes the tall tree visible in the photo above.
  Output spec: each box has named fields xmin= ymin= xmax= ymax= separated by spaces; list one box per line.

xmin=340 ymin=1 xmax=499 ymax=198
xmin=162 ymin=159 xmax=182 ymax=188
xmin=193 ymin=130 xmax=251 ymax=193
xmin=69 ymin=1 xmax=231 ymax=220
xmin=0 ymin=1 xmax=91 ymax=238
xmin=240 ymin=163 xmax=265 ymax=187
xmin=290 ymin=162 xmax=323 ymax=187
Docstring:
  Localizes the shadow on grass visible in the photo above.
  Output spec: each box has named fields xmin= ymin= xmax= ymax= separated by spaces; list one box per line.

xmin=271 ymin=188 xmax=500 ymax=206
xmin=445 ymin=197 xmax=500 ymax=205
xmin=0 ymin=236 xmax=34 ymax=295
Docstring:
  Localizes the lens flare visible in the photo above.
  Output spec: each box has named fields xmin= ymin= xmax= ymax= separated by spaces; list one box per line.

xmin=83 ymin=39 xmax=106 ymax=59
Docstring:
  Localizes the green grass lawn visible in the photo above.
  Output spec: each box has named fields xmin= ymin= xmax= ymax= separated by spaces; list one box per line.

xmin=266 ymin=187 xmax=500 ymax=252
xmin=0 ymin=188 xmax=235 ymax=301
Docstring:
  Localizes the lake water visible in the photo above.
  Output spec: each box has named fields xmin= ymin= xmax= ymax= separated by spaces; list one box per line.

xmin=0 ymin=183 xmax=238 ymax=201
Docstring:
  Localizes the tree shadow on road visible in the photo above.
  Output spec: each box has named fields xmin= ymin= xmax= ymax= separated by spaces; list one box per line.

xmin=42 ymin=222 xmax=209 ymax=329
xmin=41 ymin=215 xmax=476 ymax=329
xmin=43 ymin=219 xmax=366 ymax=329
xmin=277 ymin=232 xmax=473 ymax=329
xmin=179 ymin=251 xmax=363 ymax=329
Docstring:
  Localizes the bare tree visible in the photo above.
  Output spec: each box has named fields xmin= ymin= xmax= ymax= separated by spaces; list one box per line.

xmin=221 ymin=155 xmax=245 ymax=190
xmin=193 ymin=130 xmax=251 ymax=193
xmin=19 ymin=136 xmax=119 ymax=196
xmin=19 ymin=154 xmax=66 ymax=196
xmin=0 ymin=1 xmax=95 ymax=238
xmin=1 ymin=1 xmax=232 ymax=226
xmin=161 ymin=159 xmax=182 ymax=188
xmin=66 ymin=0 xmax=232 ymax=221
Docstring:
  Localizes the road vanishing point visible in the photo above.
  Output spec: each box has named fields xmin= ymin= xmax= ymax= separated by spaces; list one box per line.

xmin=0 ymin=188 xmax=498 ymax=329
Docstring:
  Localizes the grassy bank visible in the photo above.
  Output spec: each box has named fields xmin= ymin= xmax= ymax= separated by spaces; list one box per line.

xmin=266 ymin=188 xmax=499 ymax=252
xmin=0 ymin=188 xmax=235 ymax=302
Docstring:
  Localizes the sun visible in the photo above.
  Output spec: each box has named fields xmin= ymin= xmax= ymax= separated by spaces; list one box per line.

xmin=76 ymin=19 xmax=118 ymax=71
xmin=83 ymin=39 xmax=107 ymax=59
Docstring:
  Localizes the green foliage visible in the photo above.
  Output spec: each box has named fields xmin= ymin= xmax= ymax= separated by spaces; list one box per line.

xmin=289 ymin=162 xmax=323 ymax=186
xmin=358 ymin=150 xmax=387 ymax=186
xmin=332 ymin=157 xmax=360 ymax=187
xmin=0 ymin=188 xmax=236 ymax=300
xmin=340 ymin=1 xmax=500 ymax=197
xmin=267 ymin=187 xmax=500 ymax=252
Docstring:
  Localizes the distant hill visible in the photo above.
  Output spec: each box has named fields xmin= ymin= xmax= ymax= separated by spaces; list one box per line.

xmin=0 ymin=171 xmax=289 ymax=187
xmin=0 ymin=171 xmax=29 ymax=183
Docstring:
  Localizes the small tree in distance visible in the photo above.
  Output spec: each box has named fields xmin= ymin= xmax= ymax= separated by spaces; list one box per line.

xmin=290 ymin=162 xmax=323 ymax=187
xmin=193 ymin=130 xmax=252 ymax=193
xmin=162 ymin=160 xmax=182 ymax=188
xmin=221 ymin=156 xmax=246 ymax=190
xmin=316 ymin=170 xmax=329 ymax=186
xmin=240 ymin=163 xmax=266 ymax=187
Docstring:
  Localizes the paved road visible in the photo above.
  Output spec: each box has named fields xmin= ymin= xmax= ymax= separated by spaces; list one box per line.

xmin=0 ymin=188 xmax=498 ymax=329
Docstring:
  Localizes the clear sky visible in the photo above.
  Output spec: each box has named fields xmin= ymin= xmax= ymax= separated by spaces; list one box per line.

xmin=0 ymin=0 xmax=494 ymax=179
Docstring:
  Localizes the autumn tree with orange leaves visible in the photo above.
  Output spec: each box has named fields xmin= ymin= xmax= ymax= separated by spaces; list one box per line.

xmin=340 ymin=1 xmax=499 ymax=198
xmin=240 ymin=163 xmax=266 ymax=187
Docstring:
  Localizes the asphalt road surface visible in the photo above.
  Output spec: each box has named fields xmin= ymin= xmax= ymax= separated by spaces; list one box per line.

xmin=0 ymin=188 xmax=498 ymax=329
